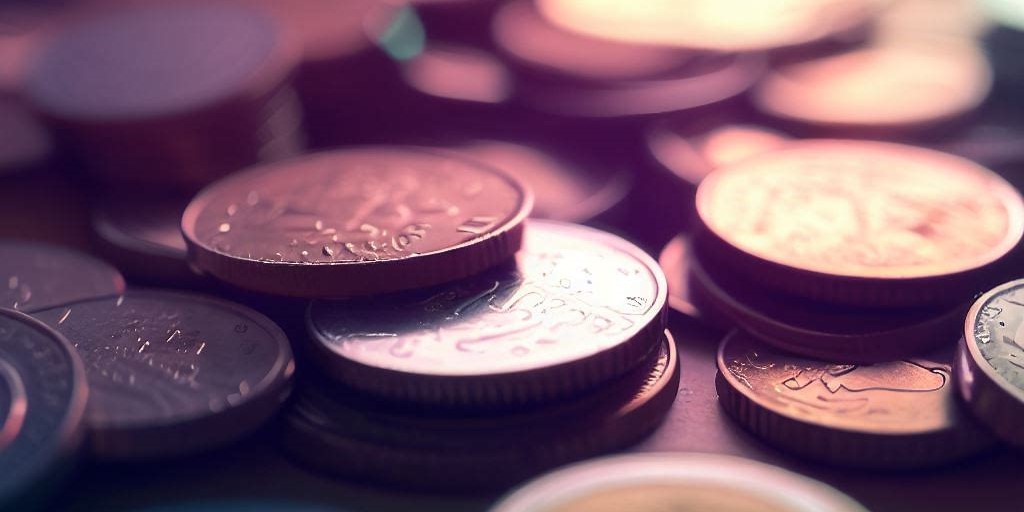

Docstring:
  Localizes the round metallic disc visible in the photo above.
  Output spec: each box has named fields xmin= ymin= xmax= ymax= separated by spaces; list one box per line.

xmin=306 ymin=220 xmax=666 ymax=408
xmin=695 ymin=139 xmax=1024 ymax=307
xmin=752 ymin=39 xmax=991 ymax=133
xmin=31 ymin=289 xmax=295 ymax=460
xmin=958 ymin=279 xmax=1024 ymax=447
xmin=0 ymin=308 xmax=87 ymax=509
xmin=0 ymin=241 xmax=126 ymax=313
xmin=402 ymin=42 xmax=513 ymax=105
xmin=183 ymin=146 xmax=531 ymax=298
xmin=690 ymin=236 xmax=966 ymax=362
xmin=490 ymin=452 xmax=867 ymax=512
xmin=717 ymin=330 xmax=994 ymax=469
xmin=657 ymin=235 xmax=700 ymax=321
xmin=284 ymin=330 xmax=678 ymax=491
xmin=534 ymin=0 xmax=880 ymax=53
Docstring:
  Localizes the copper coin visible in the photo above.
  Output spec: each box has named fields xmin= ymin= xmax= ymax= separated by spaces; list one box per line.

xmin=534 ymin=0 xmax=879 ymax=53
xmin=752 ymin=39 xmax=992 ymax=134
xmin=717 ymin=330 xmax=994 ymax=468
xmin=696 ymin=140 xmax=1024 ymax=307
xmin=91 ymin=192 xmax=200 ymax=285
xmin=284 ymin=330 xmax=678 ymax=491
xmin=690 ymin=236 xmax=966 ymax=362
xmin=957 ymin=279 xmax=1024 ymax=447
xmin=183 ymin=147 xmax=531 ymax=298
xmin=306 ymin=220 xmax=666 ymax=408
xmin=0 ymin=241 xmax=125 ymax=313
xmin=490 ymin=453 xmax=868 ymax=512
xmin=0 ymin=308 xmax=87 ymax=509
xmin=402 ymin=42 xmax=512 ymax=105
xmin=32 ymin=290 xmax=295 ymax=459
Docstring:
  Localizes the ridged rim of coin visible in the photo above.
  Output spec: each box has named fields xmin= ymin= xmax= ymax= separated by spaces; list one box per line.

xmin=958 ymin=278 xmax=1024 ymax=446
xmin=690 ymin=235 xmax=966 ymax=362
xmin=717 ymin=330 xmax=994 ymax=469
xmin=305 ymin=220 xmax=666 ymax=408
xmin=0 ymin=308 xmax=87 ymax=507
xmin=283 ymin=330 xmax=678 ymax=491
xmin=32 ymin=289 xmax=294 ymax=460
xmin=182 ymin=146 xmax=532 ymax=298
xmin=489 ymin=452 xmax=868 ymax=512
xmin=0 ymin=240 xmax=126 ymax=314
xmin=695 ymin=139 xmax=1024 ymax=307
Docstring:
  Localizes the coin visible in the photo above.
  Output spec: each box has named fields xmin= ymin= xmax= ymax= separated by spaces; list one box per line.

xmin=32 ymin=290 xmax=295 ymax=459
xmin=0 ymin=308 xmax=87 ymax=509
xmin=717 ymin=330 xmax=994 ymax=468
xmin=183 ymin=147 xmax=532 ymax=298
xmin=306 ymin=220 xmax=666 ymax=408
xmin=284 ymin=330 xmax=678 ymax=491
xmin=690 ymin=235 xmax=966 ymax=362
xmin=957 ymin=279 xmax=1024 ymax=447
xmin=695 ymin=140 xmax=1024 ymax=307
xmin=752 ymin=38 xmax=991 ymax=135
xmin=402 ymin=42 xmax=512 ymax=105
xmin=0 ymin=241 xmax=125 ymax=313
xmin=489 ymin=452 xmax=868 ymax=512
xmin=657 ymin=234 xmax=701 ymax=321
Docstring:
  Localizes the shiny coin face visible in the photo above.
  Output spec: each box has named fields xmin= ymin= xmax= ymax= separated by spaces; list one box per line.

xmin=490 ymin=453 xmax=868 ymax=512
xmin=0 ymin=309 xmax=86 ymax=507
xmin=32 ymin=290 xmax=294 ymax=459
xmin=183 ymin=147 xmax=531 ymax=297
xmin=696 ymin=140 xmax=1024 ymax=280
xmin=0 ymin=241 xmax=125 ymax=313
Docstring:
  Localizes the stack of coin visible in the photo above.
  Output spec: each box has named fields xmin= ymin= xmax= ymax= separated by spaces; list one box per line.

xmin=659 ymin=139 xmax=1024 ymax=468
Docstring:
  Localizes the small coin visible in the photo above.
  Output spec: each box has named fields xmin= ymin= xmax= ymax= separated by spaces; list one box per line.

xmin=489 ymin=452 xmax=868 ymax=512
xmin=696 ymin=139 xmax=1024 ymax=307
xmin=0 ymin=241 xmax=125 ymax=313
xmin=183 ymin=146 xmax=532 ymax=298
xmin=717 ymin=330 xmax=994 ymax=468
xmin=284 ymin=330 xmax=678 ymax=491
xmin=0 ymin=308 xmax=87 ymax=509
xmin=752 ymin=38 xmax=991 ymax=134
xmin=657 ymin=234 xmax=701 ymax=321
xmin=306 ymin=220 xmax=666 ymax=408
xmin=32 ymin=290 xmax=295 ymax=459
xmin=402 ymin=42 xmax=512 ymax=105
xmin=957 ymin=279 xmax=1024 ymax=447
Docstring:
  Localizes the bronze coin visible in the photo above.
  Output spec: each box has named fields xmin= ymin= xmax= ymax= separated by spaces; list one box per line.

xmin=32 ymin=290 xmax=295 ymax=460
xmin=182 ymin=146 xmax=532 ymax=298
xmin=958 ymin=279 xmax=1024 ymax=447
xmin=0 ymin=241 xmax=125 ymax=313
xmin=696 ymin=139 xmax=1024 ymax=307
xmin=306 ymin=220 xmax=666 ymax=408
xmin=717 ymin=330 xmax=994 ymax=468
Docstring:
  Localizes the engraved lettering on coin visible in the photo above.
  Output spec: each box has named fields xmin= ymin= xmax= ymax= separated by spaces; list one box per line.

xmin=970 ymin=282 xmax=1024 ymax=388
xmin=698 ymin=141 xmax=1024 ymax=279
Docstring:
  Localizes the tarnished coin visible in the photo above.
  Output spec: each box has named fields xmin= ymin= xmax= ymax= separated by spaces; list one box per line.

xmin=32 ymin=290 xmax=295 ymax=459
xmin=696 ymin=140 xmax=1024 ymax=307
xmin=0 ymin=241 xmax=125 ymax=313
xmin=183 ymin=147 xmax=531 ymax=298
xmin=957 ymin=279 xmax=1024 ymax=447
xmin=717 ymin=330 xmax=994 ymax=468
xmin=284 ymin=330 xmax=678 ymax=491
xmin=752 ymin=39 xmax=992 ymax=135
xmin=307 ymin=220 xmax=666 ymax=408
xmin=490 ymin=453 xmax=868 ymax=512
xmin=0 ymin=308 xmax=87 ymax=509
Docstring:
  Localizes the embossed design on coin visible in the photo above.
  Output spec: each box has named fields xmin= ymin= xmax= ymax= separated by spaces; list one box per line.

xmin=308 ymin=220 xmax=665 ymax=406
xmin=32 ymin=290 xmax=294 ymax=459
xmin=183 ymin=147 xmax=530 ymax=297
xmin=697 ymin=140 xmax=1024 ymax=280
xmin=0 ymin=241 xmax=126 ymax=313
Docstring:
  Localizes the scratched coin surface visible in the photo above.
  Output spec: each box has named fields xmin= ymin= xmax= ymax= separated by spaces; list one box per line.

xmin=32 ymin=290 xmax=294 ymax=459
xmin=0 ymin=309 xmax=87 ymax=509
xmin=182 ymin=147 xmax=531 ymax=298
xmin=0 ymin=241 xmax=126 ymax=313
xmin=717 ymin=331 xmax=993 ymax=468
xmin=489 ymin=453 xmax=868 ymax=512
xmin=958 ymin=279 xmax=1024 ymax=447
xmin=307 ymin=220 xmax=666 ymax=407
xmin=696 ymin=140 xmax=1024 ymax=306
